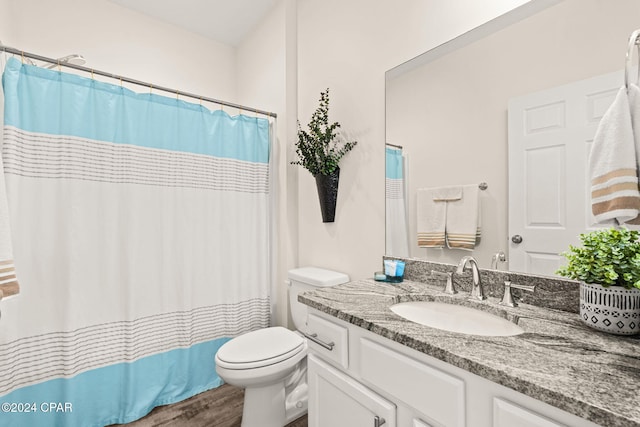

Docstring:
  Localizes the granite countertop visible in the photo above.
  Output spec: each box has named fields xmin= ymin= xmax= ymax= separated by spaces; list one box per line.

xmin=298 ymin=279 xmax=640 ymax=427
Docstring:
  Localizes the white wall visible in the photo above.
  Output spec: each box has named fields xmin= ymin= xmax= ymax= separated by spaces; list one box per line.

xmin=236 ymin=0 xmax=297 ymax=327
xmin=1 ymin=0 xmax=237 ymax=102
xmin=296 ymin=0 xmax=533 ymax=281
xmin=387 ymin=0 xmax=640 ymax=268
xmin=0 ymin=0 xmax=12 ymax=44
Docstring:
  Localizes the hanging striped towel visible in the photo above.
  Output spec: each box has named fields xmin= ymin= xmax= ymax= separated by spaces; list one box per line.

xmin=623 ymin=83 xmax=640 ymax=226
xmin=417 ymin=186 xmax=462 ymax=248
xmin=589 ymin=86 xmax=640 ymax=225
xmin=446 ymin=185 xmax=481 ymax=250
xmin=431 ymin=186 xmax=462 ymax=201
xmin=0 ymin=80 xmax=19 ymax=298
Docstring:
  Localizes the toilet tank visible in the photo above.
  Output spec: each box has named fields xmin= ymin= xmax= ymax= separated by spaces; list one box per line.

xmin=288 ymin=267 xmax=349 ymax=332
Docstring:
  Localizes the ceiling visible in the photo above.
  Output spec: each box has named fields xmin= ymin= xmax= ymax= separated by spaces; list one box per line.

xmin=109 ymin=0 xmax=277 ymax=46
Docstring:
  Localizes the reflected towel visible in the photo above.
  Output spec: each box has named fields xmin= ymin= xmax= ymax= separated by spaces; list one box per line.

xmin=431 ymin=186 xmax=462 ymax=202
xmin=417 ymin=187 xmax=446 ymax=248
xmin=589 ymin=86 xmax=640 ymax=225
xmin=446 ymin=185 xmax=481 ymax=250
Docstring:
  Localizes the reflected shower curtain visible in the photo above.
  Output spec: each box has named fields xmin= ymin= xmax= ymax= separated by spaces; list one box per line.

xmin=385 ymin=146 xmax=409 ymax=257
xmin=0 ymin=57 xmax=271 ymax=426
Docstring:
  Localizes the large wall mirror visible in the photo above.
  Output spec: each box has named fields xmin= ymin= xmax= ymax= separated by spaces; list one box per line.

xmin=385 ymin=0 xmax=640 ymax=273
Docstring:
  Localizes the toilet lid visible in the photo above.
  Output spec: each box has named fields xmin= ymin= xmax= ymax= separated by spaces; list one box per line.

xmin=216 ymin=326 xmax=305 ymax=369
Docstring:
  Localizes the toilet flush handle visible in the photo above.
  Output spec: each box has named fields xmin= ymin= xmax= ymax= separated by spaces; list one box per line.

xmin=303 ymin=332 xmax=335 ymax=351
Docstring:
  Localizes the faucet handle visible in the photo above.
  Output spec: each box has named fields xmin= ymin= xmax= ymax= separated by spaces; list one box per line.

xmin=499 ymin=281 xmax=535 ymax=307
xmin=430 ymin=270 xmax=457 ymax=294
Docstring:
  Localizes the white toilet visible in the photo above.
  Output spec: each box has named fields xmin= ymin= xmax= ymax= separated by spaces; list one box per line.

xmin=215 ymin=267 xmax=349 ymax=427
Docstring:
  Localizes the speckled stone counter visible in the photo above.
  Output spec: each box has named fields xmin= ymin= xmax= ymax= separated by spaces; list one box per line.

xmin=298 ymin=278 xmax=640 ymax=427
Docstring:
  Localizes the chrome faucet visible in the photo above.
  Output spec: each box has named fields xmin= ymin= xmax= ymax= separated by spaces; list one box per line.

xmin=430 ymin=270 xmax=457 ymax=294
xmin=456 ymin=256 xmax=486 ymax=300
xmin=491 ymin=251 xmax=507 ymax=270
xmin=499 ymin=280 xmax=536 ymax=307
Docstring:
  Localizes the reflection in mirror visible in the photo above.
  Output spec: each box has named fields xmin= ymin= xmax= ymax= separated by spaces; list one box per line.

xmin=385 ymin=144 xmax=409 ymax=258
xmin=385 ymin=0 xmax=640 ymax=273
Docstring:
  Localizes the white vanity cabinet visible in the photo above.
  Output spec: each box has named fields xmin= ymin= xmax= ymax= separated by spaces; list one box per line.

xmin=306 ymin=308 xmax=602 ymax=427
xmin=308 ymin=353 xmax=396 ymax=427
xmin=358 ymin=338 xmax=465 ymax=427
xmin=492 ymin=398 xmax=565 ymax=427
xmin=306 ymin=312 xmax=349 ymax=369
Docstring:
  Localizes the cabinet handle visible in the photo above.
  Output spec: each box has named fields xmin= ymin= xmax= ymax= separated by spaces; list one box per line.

xmin=303 ymin=332 xmax=335 ymax=351
xmin=374 ymin=415 xmax=386 ymax=427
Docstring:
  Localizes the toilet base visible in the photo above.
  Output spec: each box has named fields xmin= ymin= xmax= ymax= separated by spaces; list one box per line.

xmin=240 ymin=368 xmax=308 ymax=427
xmin=284 ymin=383 xmax=308 ymax=424
xmin=284 ymin=358 xmax=308 ymax=424
xmin=242 ymin=381 xmax=286 ymax=427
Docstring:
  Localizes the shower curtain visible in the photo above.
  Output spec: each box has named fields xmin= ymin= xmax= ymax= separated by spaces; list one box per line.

xmin=0 ymin=57 xmax=271 ymax=426
xmin=385 ymin=146 xmax=409 ymax=257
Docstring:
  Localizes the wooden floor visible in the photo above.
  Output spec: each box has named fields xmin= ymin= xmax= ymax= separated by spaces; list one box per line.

xmin=111 ymin=384 xmax=308 ymax=427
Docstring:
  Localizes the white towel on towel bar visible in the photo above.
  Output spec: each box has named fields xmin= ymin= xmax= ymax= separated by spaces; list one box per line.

xmin=589 ymin=85 xmax=640 ymax=225
xmin=416 ymin=187 xmax=449 ymax=248
xmin=624 ymin=83 xmax=640 ymax=227
xmin=431 ymin=186 xmax=462 ymax=202
xmin=446 ymin=185 xmax=481 ymax=250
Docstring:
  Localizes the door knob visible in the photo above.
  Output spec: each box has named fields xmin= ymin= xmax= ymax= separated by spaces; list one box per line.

xmin=511 ymin=235 xmax=523 ymax=244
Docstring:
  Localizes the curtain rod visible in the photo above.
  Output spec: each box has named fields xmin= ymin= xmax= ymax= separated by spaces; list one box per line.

xmin=0 ymin=44 xmax=277 ymax=118
xmin=386 ymin=143 xmax=403 ymax=149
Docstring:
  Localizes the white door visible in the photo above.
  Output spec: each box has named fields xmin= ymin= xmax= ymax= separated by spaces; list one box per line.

xmin=508 ymin=71 xmax=620 ymax=275
xmin=307 ymin=353 xmax=396 ymax=427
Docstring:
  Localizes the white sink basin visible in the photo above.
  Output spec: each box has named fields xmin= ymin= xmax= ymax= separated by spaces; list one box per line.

xmin=390 ymin=301 xmax=524 ymax=337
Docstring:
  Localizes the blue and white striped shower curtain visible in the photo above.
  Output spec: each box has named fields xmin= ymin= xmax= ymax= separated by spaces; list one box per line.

xmin=385 ymin=146 xmax=409 ymax=257
xmin=0 ymin=57 xmax=271 ymax=426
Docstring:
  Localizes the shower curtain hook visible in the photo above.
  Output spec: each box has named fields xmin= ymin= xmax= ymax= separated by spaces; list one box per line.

xmin=176 ymin=90 xmax=179 ymax=100
xmin=57 ymin=59 xmax=61 ymax=72
xmin=20 ymin=51 xmax=24 ymax=64
xmin=149 ymin=84 xmax=153 ymax=94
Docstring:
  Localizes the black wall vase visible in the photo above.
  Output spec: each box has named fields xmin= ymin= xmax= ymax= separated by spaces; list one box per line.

xmin=314 ymin=167 xmax=340 ymax=223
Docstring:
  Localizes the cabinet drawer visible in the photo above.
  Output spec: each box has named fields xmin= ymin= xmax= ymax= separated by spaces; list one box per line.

xmin=360 ymin=338 xmax=465 ymax=427
xmin=493 ymin=398 xmax=565 ymax=427
xmin=306 ymin=312 xmax=349 ymax=369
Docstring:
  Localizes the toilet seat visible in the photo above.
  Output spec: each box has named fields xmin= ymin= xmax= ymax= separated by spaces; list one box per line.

xmin=216 ymin=326 xmax=305 ymax=370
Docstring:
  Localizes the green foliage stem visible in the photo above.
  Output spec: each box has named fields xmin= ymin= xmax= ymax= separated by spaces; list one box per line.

xmin=292 ymin=88 xmax=358 ymax=176
xmin=556 ymin=227 xmax=640 ymax=290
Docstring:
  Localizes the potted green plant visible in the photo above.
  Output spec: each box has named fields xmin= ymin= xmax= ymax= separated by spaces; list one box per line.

xmin=292 ymin=88 xmax=357 ymax=222
xmin=556 ymin=227 xmax=640 ymax=335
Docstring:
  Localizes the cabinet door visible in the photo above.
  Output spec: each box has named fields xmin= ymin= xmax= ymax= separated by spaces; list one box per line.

xmin=360 ymin=338 xmax=465 ymax=427
xmin=494 ymin=398 xmax=565 ymax=427
xmin=308 ymin=353 xmax=396 ymax=427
